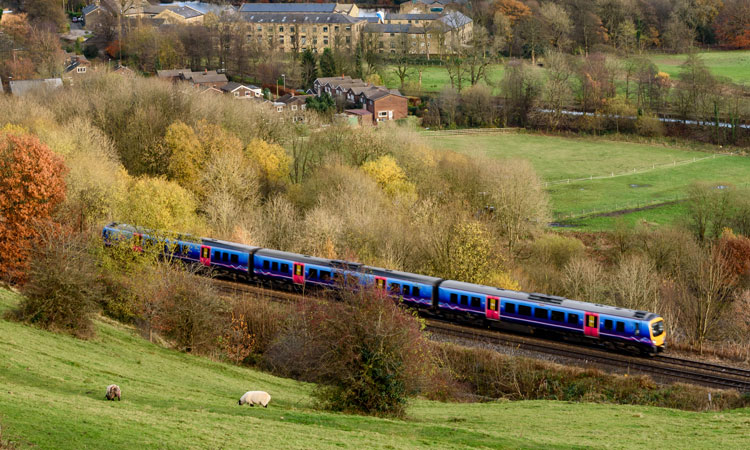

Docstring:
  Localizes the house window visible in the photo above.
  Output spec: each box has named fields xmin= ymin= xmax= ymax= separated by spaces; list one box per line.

xmin=234 ymin=91 xmax=239 ymax=97
xmin=245 ymin=91 xmax=251 ymax=97
xmin=323 ymin=26 xmax=328 ymax=32
xmin=378 ymin=111 xmax=387 ymax=117
xmin=292 ymin=105 xmax=297 ymax=110
xmin=290 ymin=26 xmax=295 ymax=32
xmin=345 ymin=26 xmax=351 ymax=31
xmin=301 ymin=104 xmax=306 ymax=110
xmin=77 ymin=67 xmax=86 ymax=73
xmin=324 ymin=38 xmax=328 ymax=45
xmin=334 ymin=26 xmax=339 ymax=32
xmin=279 ymin=36 xmax=284 ymax=43
xmin=279 ymin=26 xmax=284 ymax=32
xmin=257 ymin=26 xmax=262 ymax=32
xmin=346 ymin=36 xmax=351 ymax=44
xmin=390 ymin=33 xmax=395 ymax=37
xmin=277 ymin=106 xmax=282 ymax=112
xmin=313 ymin=26 xmax=317 ymax=32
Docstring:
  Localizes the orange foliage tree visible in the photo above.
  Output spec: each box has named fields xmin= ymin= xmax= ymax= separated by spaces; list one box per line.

xmin=714 ymin=0 xmax=750 ymax=49
xmin=0 ymin=131 xmax=67 ymax=284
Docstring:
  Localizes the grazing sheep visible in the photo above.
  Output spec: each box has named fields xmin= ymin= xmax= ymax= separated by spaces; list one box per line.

xmin=105 ymin=384 xmax=121 ymax=401
xmin=238 ymin=391 xmax=271 ymax=407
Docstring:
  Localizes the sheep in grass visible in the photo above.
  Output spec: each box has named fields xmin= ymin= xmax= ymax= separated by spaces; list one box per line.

xmin=105 ymin=384 xmax=122 ymax=401
xmin=238 ymin=391 xmax=271 ymax=408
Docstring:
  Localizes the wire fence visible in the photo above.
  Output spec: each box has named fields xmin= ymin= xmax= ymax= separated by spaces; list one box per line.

xmin=421 ymin=128 xmax=518 ymax=137
xmin=544 ymin=153 xmax=735 ymax=187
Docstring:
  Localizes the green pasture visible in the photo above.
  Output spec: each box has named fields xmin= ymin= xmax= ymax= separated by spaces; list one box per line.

xmin=650 ymin=50 xmax=750 ymax=85
xmin=1 ymin=289 xmax=750 ymax=449
xmin=426 ymin=132 xmax=750 ymax=229
xmin=381 ymin=64 xmax=505 ymax=94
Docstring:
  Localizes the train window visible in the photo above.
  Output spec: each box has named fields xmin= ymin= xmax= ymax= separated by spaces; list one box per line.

xmin=518 ymin=305 xmax=532 ymax=316
xmin=295 ymin=265 xmax=303 ymax=276
xmin=272 ymin=262 xmax=279 ymax=272
xmin=460 ymin=295 xmax=468 ymax=306
xmin=202 ymin=247 xmax=210 ymax=259
xmin=471 ymin=297 xmax=481 ymax=308
xmin=223 ymin=253 xmax=229 ymax=262
xmin=488 ymin=298 xmax=497 ymax=311
xmin=231 ymin=254 xmax=238 ymax=264
xmin=412 ymin=286 xmax=420 ymax=297
xmin=309 ymin=268 xmax=318 ymax=278
xmin=182 ymin=245 xmax=190 ymax=255
xmin=505 ymin=303 xmax=516 ymax=314
xmin=320 ymin=271 xmax=331 ymax=281
xmin=390 ymin=283 xmax=401 ymax=294
xmin=281 ymin=263 xmax=289 ymax=273
xmin=568 ymin=313 xmax=579 ymax=324
xmin=375 ymin=278 xmax=385 ymax=289
xmin=263 ymin=260 xmax=270 ymax=270
xmin=604 ymin=319 xmax=613 ymax=330
xmin=450 ymin=293 xmax=458 ymax=304
xmin=550 ymin=310 xmax=565 ymax=322
xmin=402 ymin=285 xmax=410 ymax=296
xmin=616 ymin=322 xmax=625 ymax=332
xmin=534 ymin=308 xmax=548 ymax=320
xmin=587 ymin=315 xmax=597 ymax=328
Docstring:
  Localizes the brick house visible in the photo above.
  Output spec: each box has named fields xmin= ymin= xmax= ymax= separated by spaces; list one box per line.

xmin=363 ymin=90 xmax=408 ymax=123
xmin=63 ymin=55 xmax=92 ymax=84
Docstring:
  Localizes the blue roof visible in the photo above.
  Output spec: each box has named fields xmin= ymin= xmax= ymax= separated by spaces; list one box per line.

xmin=239 ymin=3 xmax=337 ymax=13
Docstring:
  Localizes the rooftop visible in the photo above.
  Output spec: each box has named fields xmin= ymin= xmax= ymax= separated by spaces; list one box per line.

xmin=239 ymin=3 xmax=337 ymax=13
xmin=9 ymin=78 xmax=62 ymax=96
xmin=241 ymin=12 xmax=360 ymax=24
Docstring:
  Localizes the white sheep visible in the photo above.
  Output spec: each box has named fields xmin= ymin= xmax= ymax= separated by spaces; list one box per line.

xmin=238 ymin=391 xmax=271 ymax=408
xmin=105 ymin=384 xmax=121 ymax=401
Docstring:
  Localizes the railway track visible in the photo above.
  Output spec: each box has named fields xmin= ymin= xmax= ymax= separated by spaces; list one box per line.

xmin=211 ymin=278 xmax=750 ymax=393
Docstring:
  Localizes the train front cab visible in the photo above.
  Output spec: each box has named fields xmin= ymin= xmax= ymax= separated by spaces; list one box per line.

xmin=650 ymin=317 xmax=666 ymax=352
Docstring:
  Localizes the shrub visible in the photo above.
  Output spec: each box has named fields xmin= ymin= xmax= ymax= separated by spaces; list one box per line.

xmin=266 ymin=287 xmax=432 ymax=417
xmin=225 ymin=295 xmax=286 ymax=365
xmin=635 ymin=113 xmax=665 ymax=137
xmin=9 ymin=225 xmax=100 ymax=339
xmin=527 ymin=233 xmax=585 ymax=270
xmin=140 ymin=265 xmax=228 ymax=355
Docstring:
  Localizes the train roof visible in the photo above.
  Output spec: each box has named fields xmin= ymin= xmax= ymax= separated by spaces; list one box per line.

xmin=200 ymin=237 xmax=260 ymax=253
xmin=105 ymin=223 xmax=261 ymax=253
xmin=363 ymin=265 xmax=443 ymax=286
xmin=254 ymin=249 xmax=360 ymax=270
xmin=439 ymin=280 xmax=659 ymax=320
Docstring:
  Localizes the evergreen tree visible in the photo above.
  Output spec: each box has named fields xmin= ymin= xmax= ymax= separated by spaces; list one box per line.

xmin=354 ymin=43 xmax=364 ymax=80
xmin=319 ymin=48 xmax=337 ymax=77
xmin=301 ymin=48 xmax=318 ymax=89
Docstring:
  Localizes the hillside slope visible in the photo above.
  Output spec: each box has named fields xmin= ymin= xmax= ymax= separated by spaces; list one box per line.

xmin=1 ymin=288 xmax=749 ymax=449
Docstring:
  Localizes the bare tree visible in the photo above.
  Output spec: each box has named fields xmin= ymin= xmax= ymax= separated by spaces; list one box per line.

xmin=391 ymin=33 xmax=414 ymax=90
xmin=464 ymin=25 xmax=499 ymax=87
xmin=539 ymin=2 xmax=572 ymax=51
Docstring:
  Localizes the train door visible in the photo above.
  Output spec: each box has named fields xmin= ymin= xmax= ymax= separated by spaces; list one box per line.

xmin=200 ymin=245 xmax=211 ymax=266
xmin=486 ymin=296 xmax=500 ymax=320
xmin=133 ymin=233 xmax=143 ymax=252
xmin=584 ymin=312 xmax=599 ymax=338
xmin=374 ymin=276 xmax=387 ymax=296
xmin=293 ymin=262 xmax=305 ymax=285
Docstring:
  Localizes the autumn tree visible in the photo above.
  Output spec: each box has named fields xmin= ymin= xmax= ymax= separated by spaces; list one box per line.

xmin=361 ymin=155 xmax=416 ymax=200
xmin=501 ymin=59 xmax=542 ymax=127
xmin=245 ymin=138 xmax=291 ymax=193
xmin=539 ymin=2 xmax=572 ymax=51
xmin=0 ymin=130 xmax=67 ymax=283
xmin=714 ymin=0 xmax=750 ymax=49
xmin=23 ymin=0 xmax=66 ymax=31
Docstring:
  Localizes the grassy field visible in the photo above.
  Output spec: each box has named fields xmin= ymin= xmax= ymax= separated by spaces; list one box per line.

xmin=381 ymin=64 xmax=505 ymax=94
xmin=2 ymin=288 xmax=750 ymax=449
xmin=650 ymin=50 xmax=750 ymax=85
xmin=425 ymin=132 xmax=750 ymax=229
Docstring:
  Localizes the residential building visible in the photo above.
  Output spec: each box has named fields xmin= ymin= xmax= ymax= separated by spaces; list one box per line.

xmin=156 ymin=69 xmax=228 ymax=89
xmin=313 ymin=76 xmax=407 ymax=125
xmin=363 ymin=10 xmax=472 ymax=55
xmin=63 ymin=55 xmax=92 ymax=84
xmin=221 ymin=82 xmax=262 ymax=99
xmin=399 ymin=0 xmax=466 ymax=14
xmin=344 ymin=109 xmax=373 ymax=126
xmin=153 ymin=6 xmax=205 ymax=25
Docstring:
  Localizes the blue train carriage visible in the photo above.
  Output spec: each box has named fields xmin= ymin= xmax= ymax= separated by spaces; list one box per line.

xmin=362 ymin=266 xmax=442 ymax=308
xmin=198 ymin=237 xmax=258 ymax=278
xmin=438 ymin=280 xmax=666 ymax=354
xmin=253 ymin=249 xmax=362 ymax=289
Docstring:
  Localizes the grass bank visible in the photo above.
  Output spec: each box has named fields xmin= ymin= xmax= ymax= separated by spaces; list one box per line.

xmin=2 ymin=288 xmax=750 ymax=449
xmin=650 ymin=50 xmax=750 ymax=85
xmin=381 ymin=64 xmax=505 ymax=94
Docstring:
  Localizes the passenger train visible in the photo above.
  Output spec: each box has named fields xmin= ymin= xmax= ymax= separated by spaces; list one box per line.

xmin=103 ymin=222 xmax=666 ymax=355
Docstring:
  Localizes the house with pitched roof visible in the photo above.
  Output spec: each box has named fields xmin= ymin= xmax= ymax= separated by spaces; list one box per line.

xmin=221 ymin=82 xmax=262 ymax=99
xmin=313 ymin=76 xmax=407 ymax=125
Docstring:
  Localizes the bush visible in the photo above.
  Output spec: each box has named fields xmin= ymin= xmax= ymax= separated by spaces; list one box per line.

xmin=266 ymin=287 xmax=432 ymax=417
xmin=140 ymin=265 xmax=228 ymax=355
xmin=224 ymin=296 xmax=286 ymax=365
xmin=635 ymin=113 xmax=665 ymax=137
xmin=8 ymin=225 xmax=101 ymax=339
